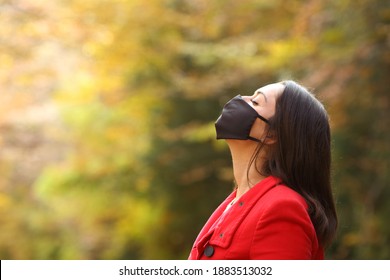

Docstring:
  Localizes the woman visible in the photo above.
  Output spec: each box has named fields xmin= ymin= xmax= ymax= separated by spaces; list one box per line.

xmin=188 ymin=80 xmax=338 ymax=260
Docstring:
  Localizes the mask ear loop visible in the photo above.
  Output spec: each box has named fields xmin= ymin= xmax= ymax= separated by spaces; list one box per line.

xmin=247 ymin=116 xmax=271 ymax=142
xmin=247 ymin=136 xmax=261 ymax=142
xmin=248 ymin=135 xmax=271 ymax=143
xmin=257 ymin=114 xmax=269 ymax=124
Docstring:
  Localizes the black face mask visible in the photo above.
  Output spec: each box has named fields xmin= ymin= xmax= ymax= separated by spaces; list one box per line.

xmin=215 ymin=95 xmax=269 ymax=142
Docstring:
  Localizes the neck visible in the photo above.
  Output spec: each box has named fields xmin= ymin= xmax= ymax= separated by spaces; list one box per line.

xmin=227 ymin=140 xmax=266 ymax=198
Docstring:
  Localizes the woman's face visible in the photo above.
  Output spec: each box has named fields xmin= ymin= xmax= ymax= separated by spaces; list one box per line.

xmin=242 ymin=82 xmax=285 ymax=141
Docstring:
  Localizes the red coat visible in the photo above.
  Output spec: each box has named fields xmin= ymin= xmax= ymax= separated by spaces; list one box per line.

xmin=188 ymin=176 xmax=323 ymax=260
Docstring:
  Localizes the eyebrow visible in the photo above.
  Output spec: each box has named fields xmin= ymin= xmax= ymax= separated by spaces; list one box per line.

xmin=255 ymin=90 xmax=268 ymax=103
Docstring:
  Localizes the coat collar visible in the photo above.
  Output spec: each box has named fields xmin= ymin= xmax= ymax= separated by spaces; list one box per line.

xmin=209 ymin=176 xmax=281 ymax=248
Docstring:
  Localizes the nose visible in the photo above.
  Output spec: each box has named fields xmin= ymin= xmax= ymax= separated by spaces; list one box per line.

xmin=241 ymin=95 xmax=252 ymax=103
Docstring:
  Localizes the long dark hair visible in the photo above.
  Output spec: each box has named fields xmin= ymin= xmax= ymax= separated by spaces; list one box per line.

xmin=255 ymin=80 xmax=338 ymax=247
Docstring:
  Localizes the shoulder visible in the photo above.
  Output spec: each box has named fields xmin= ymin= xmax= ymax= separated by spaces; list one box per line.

xmin=261 ymin=183 xmax=308 ymax=211
xmin=254 ymin=182 xmax=317 ymax=241
xmin=254 ymin=182 xmax=313 ymax=228
xmin=244 ymin=178 xmax=313 ymax=227
xmin=247 ymin=177 xmax=309 ymax=216
xmin=247 ymin=178 xmax=321 ymax=259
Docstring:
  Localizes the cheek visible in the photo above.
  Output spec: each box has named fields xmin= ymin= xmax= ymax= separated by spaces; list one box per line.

xmin=249 ymin=118 xmax=267 ymax=139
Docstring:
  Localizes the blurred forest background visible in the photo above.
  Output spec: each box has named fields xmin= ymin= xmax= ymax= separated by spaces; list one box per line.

xmin=0 ymin=0 xmax=389 ymax=260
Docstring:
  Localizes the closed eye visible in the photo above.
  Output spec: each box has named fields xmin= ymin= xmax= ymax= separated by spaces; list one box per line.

xmin=251 ymin=99 xmax=259 ymax=106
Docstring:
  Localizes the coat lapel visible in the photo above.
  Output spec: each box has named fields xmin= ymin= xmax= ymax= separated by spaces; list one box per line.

xmin=191 ymin=190 xmax=236 ymax=259
xmin=209 ymin=176 xmax=281 ymax=248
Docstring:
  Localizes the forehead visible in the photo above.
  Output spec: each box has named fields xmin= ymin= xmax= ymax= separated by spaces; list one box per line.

xmin=256 ymin=83 xmax=285 ymax=97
